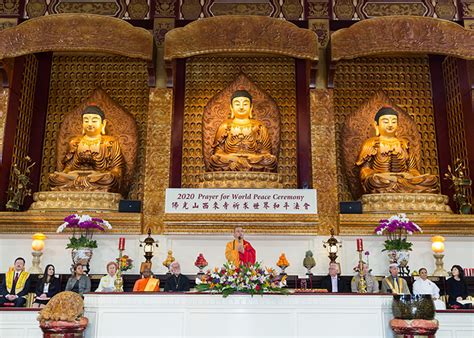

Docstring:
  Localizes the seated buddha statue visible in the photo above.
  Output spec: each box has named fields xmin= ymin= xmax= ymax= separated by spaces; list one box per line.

xmin=356 ymin=107 xmax=438 ymax=194
xmin=209 ymin=90 xmax=277 ymax=172
xmin=48 ymin=105 xmax=125 ymax=193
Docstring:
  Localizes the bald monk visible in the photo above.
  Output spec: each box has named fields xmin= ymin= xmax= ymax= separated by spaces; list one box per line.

xmin=133 ymin=268 xmax=160 ymax=292
xmin=225 ymin=226 xmax=256 ymax=266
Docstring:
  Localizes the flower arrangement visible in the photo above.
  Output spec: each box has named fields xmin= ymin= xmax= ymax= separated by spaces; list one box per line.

xmin=195 ymin=262 xmax=288 ymax=297
xmin=56 ymin=214 xmax=112 ymax=249
xmin=117 ymin=255 xmax=133 ymax=272
xmin=375 ymin=213 xmax=422 ymax=251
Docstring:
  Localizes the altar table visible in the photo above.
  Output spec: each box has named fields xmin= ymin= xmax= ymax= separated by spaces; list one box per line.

xmin=84 ymin=293 xmax=395 ymax=337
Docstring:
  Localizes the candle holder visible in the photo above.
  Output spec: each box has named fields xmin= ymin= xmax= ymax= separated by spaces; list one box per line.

xmin=115 ymin=248 xmax=124 ymax=292
xmin=323 ymin=228 xmax=342 ymax=266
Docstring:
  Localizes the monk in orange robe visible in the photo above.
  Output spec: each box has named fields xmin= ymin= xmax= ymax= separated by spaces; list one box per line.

xmin=225 ymin=226 xmax=256 ymax=266
xmin=133 ymin=268 xmax=160 ymax=292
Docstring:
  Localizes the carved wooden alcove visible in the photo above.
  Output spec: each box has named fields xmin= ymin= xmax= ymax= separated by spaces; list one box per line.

xmin=160 ymin=15 xmax=319 ymax=234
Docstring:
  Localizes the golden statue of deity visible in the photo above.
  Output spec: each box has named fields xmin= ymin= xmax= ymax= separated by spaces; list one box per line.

xmin=356 ymin=107 xmax=438 ymax=194
xmin=49 ymin=105 xmax=125 ymax=193
xmin=209 ymin=90 xmax=277 ymax=172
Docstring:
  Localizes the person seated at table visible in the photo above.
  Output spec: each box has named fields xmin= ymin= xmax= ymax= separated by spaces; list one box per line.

xmin=381 ymin=263 xmax=410 ymax=294
xmin=133 ymin=268 xmax=160 ymax=292
xmin=164 ymin=261 xmax=190 ymax=292
xmin=0 ymin=257 xmax=31 ymax=307
xmin=412 ymin=267 xmax=446 ymax=310
xmin=351 ymin=262 xmax=379 ymax=293
xmin=32 ymin=264 xmax=60 ymax=308
xmin=446 ymin=265 xmax=471 ymax=309
xmin=65 ymin=263 xmax=91 ymax=297
xmin=96 ymin=261 xmax=119 ymax=292
xmin=321 ymin=263 xmax=348 ymax=293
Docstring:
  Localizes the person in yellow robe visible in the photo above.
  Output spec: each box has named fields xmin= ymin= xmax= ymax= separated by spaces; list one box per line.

xmin=225 ymin=226 xmax=256 ymax=266
xmin=381 ymin=263 xmax=410 ymax=294
xmin=0 ymin=257 xmax=31 ymax=307
xmin=133 ymin=268 xmax=160 ymax=292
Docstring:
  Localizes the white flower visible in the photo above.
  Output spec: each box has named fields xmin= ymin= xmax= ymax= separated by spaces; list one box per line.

xmin=195 ymin=277 xmax=202 ymax=285
xmin=376 ymin=231 xmax=382 ymax=235
xmin=56 ymin=222 xmax=67 ymax=233
xmin=79 ymin=214 xmax=92 ymax=223
xmin=102 ymin=220 xmax=112 ymax=229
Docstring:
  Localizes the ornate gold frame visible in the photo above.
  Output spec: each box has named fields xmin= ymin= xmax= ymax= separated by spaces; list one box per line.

xmin=164 ymin=15 xmax=319 ymax=61
xmin=331 ymin=16 xmax=474 ymax=61
xmin=0 ymin=14 xmax=153 ymax=60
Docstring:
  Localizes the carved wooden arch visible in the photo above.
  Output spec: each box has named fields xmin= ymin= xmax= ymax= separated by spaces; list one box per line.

xmin=341 ymin=92 xmax=422 ymax=199
xmin=202 ymin=73 xmax=280 ymax=171
xmin=331 ymin=16 xmax=474 ymax=61
xmin=56 ymin=88 xmax=138 ymax=194
xmin=0 ymin=14 xmax=153 ymax=60
xmin=164 ymin=15 xmax=318 ymax=61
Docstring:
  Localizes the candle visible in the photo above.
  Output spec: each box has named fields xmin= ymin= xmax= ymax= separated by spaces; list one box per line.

xmin=119 ymin=237 xmax=125 ymax=251
xmin=356 ymin=238 xmax=363 ymax=251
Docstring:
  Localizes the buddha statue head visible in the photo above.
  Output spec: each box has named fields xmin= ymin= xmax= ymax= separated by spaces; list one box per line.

xmin=81 ymin=105 xmax=107 ymax=138
xmin=374 ymin=107 xmax=398 ymax=137
xmin=230 ymin=90 xmax=253 ymax=120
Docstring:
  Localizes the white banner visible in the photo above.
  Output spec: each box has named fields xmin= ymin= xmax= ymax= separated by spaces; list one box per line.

xmin=165 ymin=188 xmax=317 ymax=214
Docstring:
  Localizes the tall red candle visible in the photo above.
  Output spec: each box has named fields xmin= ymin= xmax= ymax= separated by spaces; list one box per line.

xmin=356 ymin=238 xmax=363 ymax=251
xmin=119 ymin=237 xmax=125 ymax=250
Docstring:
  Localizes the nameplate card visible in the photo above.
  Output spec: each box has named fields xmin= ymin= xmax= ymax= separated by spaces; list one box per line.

xmin=165 ymin=188 xmax=317 ymax=214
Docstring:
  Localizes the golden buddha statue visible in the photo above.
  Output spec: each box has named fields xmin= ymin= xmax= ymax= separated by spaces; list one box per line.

xmin=49 ymin=105 xmax=125 ymax=193
xmin=356 ymin=107 xmax=438 ymax=194
xmin=209 ymin=90 xmax=277 ymax=172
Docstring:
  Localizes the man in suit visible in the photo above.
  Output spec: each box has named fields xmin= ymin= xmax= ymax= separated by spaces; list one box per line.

xmin=0 ymin=257 xmax=31 ymax=307
xmin=321 ymin=262 xmax=348 ymax=293
xmin=381 ymin=263 xmax=410 ymax=294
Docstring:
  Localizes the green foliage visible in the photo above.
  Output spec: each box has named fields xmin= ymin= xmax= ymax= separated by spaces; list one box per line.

xmin=65 ymin=235 xmax=98 ymax=249
xmin=382 ymin=238 xmax=413 ymax=252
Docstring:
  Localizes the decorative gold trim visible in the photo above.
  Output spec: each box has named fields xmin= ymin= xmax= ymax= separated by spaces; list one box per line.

xmin=0 ymin=14 xmax=153 ymax=61
xmin=0 ymin=211 xmax=142 ymax=234
xmin=331 ymin=16 xmax=474 ymax=61
xmin=339 ymin=214 xmax=474 ymax=235
xmin=361 ymin=193 xmax=452 ymax=214
xmin=163 ymin=213 xmax=319 ymax=235
xmin=164 ymin=15 xmax=319 ymax=61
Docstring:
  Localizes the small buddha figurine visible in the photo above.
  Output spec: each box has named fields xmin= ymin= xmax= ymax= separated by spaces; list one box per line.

xmin=49 ymin=105 xmax=125 ymax=193
xmin=356 ymin=107 xmax=438 ymax=194
xmin=209 ymin=90 xmax=277 ymax=172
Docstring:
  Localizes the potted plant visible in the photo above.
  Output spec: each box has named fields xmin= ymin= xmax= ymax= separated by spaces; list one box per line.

xmin=57 ymin=214 xmax=112 ymax=272
xmin=375 ymin=213 xmax=422 ymax=269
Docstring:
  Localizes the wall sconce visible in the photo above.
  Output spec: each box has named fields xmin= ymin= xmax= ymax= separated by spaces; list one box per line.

xmin=139 ymin=228 xmax=159 ymax=272
xmin=323 ymin=228 xmax=342 ymax=265
xmin=30 ymin=233 xmax=46 ymax=274
xmin=431 ymin=235 xmax=448 ymax=276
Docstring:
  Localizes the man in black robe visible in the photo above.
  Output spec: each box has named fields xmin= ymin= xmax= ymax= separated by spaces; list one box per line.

xmin=164 ymin=262 xmax=190 ymax=292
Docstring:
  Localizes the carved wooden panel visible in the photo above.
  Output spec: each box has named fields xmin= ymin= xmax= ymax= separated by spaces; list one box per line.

xmin=143 ymin=88 xmax=173 ymax=234
xmin=442 ymin=56 xmax=472 ymax=203
xmin=39 ymin=54 xmax=149 ymax=200
xmin=0 ymin=88 xmax=8 ymax=159
xmin=7 ymin=55 xmax=38 ymax=202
